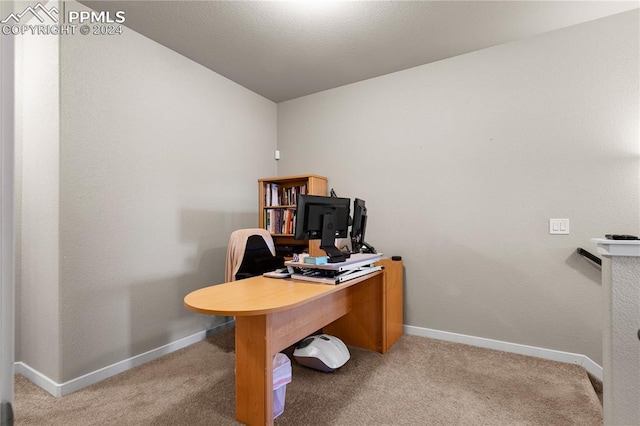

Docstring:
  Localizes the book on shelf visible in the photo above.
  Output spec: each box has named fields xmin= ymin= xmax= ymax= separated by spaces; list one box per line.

xmin=263 ymin=183 xmax=308 ymax=207
xmin=281 ymin=184 xmax=307 ymax=205
xmin=271 ymin=184 xmax=278 ymax=206
xmin=264 ymin=208 xmax=297 ymax=234
xmin=264 ymin=183 xmax=279 ymax=207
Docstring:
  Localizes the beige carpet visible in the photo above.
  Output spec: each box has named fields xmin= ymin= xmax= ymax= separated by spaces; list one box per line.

xmin=14 ymin=329 xmax=602 ymax=425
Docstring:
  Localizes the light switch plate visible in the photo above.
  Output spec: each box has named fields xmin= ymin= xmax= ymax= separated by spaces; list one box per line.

xmin=549 ymin=218 xmax=570 ymax=235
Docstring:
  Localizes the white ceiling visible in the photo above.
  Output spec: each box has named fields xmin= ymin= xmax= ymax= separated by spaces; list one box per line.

xmin=80 ymin=1 xmax=639 ymax=103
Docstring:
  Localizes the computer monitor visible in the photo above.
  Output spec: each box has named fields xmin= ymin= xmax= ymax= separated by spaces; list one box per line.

xmin=350 ymin=198 xmax=376 ymax=254
xmin=294 ymin=194 xmax=351 ymax=263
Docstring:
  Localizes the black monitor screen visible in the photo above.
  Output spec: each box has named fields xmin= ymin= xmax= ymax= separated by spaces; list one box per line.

xmin=295 ymin=194 xmax=350 ymax=263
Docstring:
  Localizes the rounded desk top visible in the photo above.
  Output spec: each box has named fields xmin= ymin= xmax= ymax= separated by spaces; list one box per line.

xmin=184 ymin=272 xmax=381 ymax=316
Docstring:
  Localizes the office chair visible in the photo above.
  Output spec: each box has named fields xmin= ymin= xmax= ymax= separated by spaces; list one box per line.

xmin=225 ymin=228 xmax=285 ymax=282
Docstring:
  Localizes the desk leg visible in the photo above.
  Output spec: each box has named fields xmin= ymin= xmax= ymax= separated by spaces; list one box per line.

xmin=235 ymin=315 xmax=274 ymax=425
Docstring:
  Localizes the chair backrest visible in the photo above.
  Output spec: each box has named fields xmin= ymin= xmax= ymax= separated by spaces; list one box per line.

xmin=225 ymin=228 xmax=283 ymax=282
xmin=235 ymin=235 xmax=284 ymax=281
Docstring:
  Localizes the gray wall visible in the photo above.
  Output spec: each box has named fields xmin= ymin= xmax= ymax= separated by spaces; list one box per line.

xmin=277 ymin=10 xmax=639 ymax=364
xmin=15 ymin=14 xmax=61 ymax=382
xmin=18 ymin=1 xmax=277 ymax=383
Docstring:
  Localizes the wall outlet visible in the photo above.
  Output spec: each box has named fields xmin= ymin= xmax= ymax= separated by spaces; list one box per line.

xmin=549 ymin=218 xmax=570 ymax=235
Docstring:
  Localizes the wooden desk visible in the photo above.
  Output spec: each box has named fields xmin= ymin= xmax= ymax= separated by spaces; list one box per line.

xmin=184 ymin=258 xmax=403 ymax=425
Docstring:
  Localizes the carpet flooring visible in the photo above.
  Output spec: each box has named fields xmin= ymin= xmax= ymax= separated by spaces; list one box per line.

xmin=14 ymin=328 xmax=602 ymax=425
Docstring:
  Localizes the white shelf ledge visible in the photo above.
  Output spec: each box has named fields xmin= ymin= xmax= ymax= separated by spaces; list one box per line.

xmin=592 ymin=238 xmax=640 ymax=257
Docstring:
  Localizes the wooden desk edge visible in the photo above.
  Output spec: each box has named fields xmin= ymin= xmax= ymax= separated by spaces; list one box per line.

xmin=183 ymin=269 xmax=385 ymax=316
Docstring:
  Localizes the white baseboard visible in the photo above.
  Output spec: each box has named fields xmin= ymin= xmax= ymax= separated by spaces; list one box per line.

xmin=404 ymin=325 xmax=603 ymax=381
xmin=14 ymin=361 xmax=61 ymax=397
xmin=16 ymin=321 xmax=602 ymax=397
xmin=14 ymin=320 xmax=235 ymax=397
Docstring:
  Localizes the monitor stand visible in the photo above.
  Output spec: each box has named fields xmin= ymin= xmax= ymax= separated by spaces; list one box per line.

xmin=351 ymin=237 xmax=377 ymax=254
xmin=359 ymin=241 xmax=377 ymax=254
xmin=320 ymin=212 xmax=350 ymax=263
xmin=321 ymin=245 xmax=347 ymax=263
